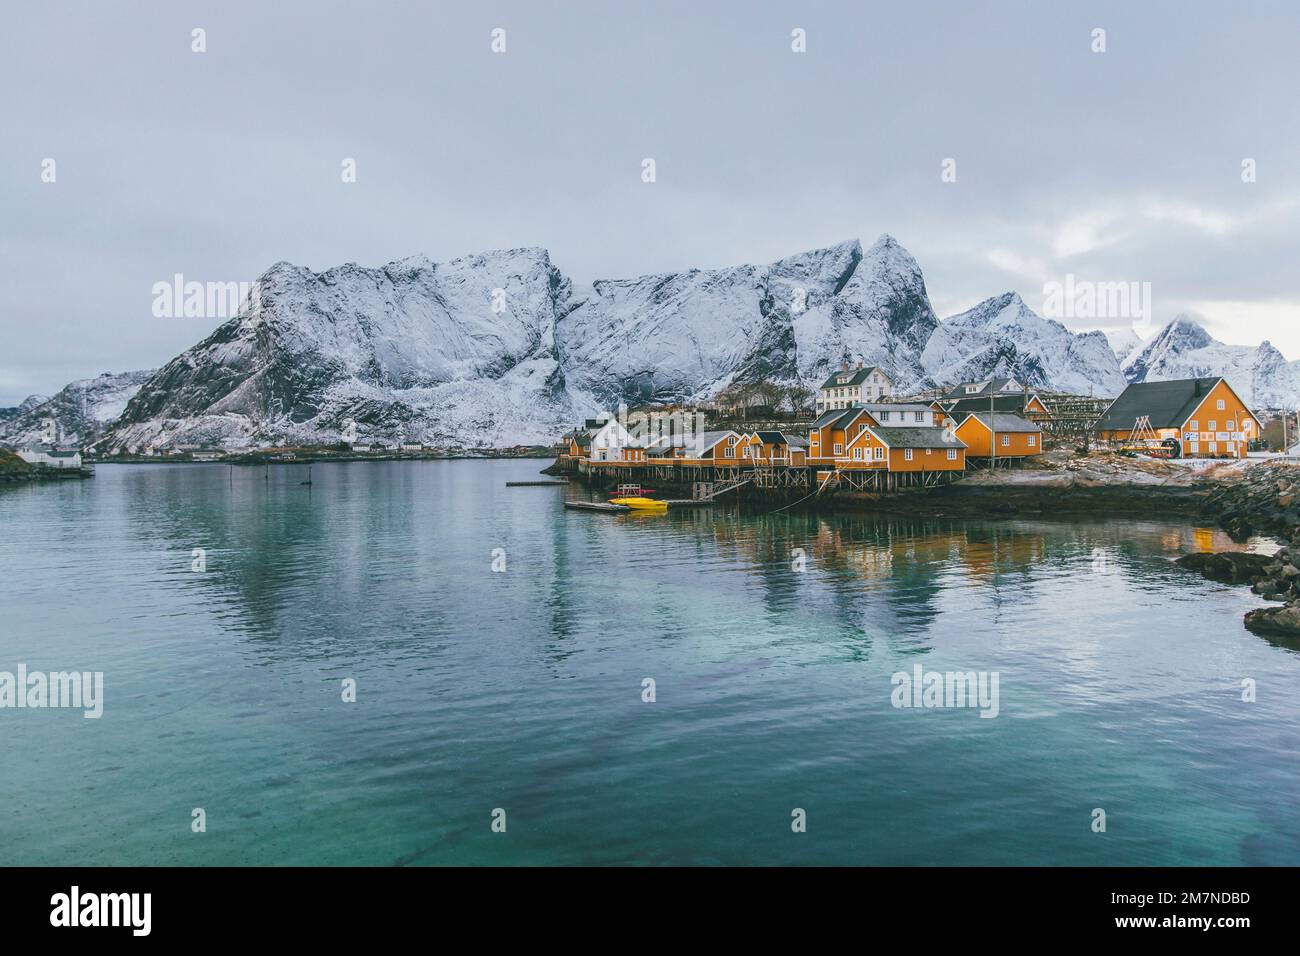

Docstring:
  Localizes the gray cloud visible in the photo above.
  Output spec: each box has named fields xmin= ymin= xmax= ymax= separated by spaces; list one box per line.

xmin=2 ymin=0 xmax=1298 ymax=402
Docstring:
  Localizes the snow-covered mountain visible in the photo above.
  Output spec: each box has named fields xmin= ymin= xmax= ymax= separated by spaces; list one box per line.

xmin=1104 ymin=327 xmax=1145 ymax=364
xmin=0 ymin=371 xmax=154 ymax=447
xmin=102 ymin=235 xmax=943 ymax=448
xmin=15 ymin=240 xmax=1300 ymax=451
xmin=107 ymin=248 xmax=582 ymax=450
xmin=1122 ymin=314 xmax=1300 ymax=408
xmin=0 ymin=394 xmax=49 ymax=426
xmin=921 ymin=292 xmax=1126 ymax=396
xmin=558 ymin=235 xmax=937 ymax=407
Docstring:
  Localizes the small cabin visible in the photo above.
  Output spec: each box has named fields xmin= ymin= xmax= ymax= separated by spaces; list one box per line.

xmin=954 ymin=412 xmax=1043 ymax=459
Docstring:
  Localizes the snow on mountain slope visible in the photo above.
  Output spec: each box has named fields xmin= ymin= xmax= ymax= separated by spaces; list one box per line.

xmin=0 ymin=394 xmax=49 ymax=426
xmin=104 ymin=236 xmax=942 ymax=448
xmin=789 ymin=235 xmax=938 ymax=389
xmin=1122 ymin=314 xmax=1300 ymax=408
xmin=921 ymin=293 xmax=1126 ymax=395
xmin=1104 ymin=327 xmax=1145 ymax=364
xmin=0 ymin=372 xmax=154 ymax=447
xmin=39 ymin=241 xmax=1298 ymax=451
xmin=107 ymin=248 xmax=583 ymax=448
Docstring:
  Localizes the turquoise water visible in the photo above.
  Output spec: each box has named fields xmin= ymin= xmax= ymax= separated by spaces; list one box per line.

xmin=1 ymin=460 xmax=1298 ymax=866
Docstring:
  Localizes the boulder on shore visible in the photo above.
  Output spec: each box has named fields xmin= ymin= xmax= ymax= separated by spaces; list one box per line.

xmin=1175 ymin=551 xmax=1275 ymax=584
xmin=1244 ymin=603 xmax=1300 ymax=637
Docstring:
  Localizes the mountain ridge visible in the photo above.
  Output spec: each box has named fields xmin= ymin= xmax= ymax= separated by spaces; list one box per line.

xmin=3 ymin=240 xmax=1295 ymax=450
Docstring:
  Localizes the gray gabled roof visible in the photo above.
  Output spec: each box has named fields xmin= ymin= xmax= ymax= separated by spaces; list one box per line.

xmin=943 ymin=394 xmax=1042 ymax=415
xmin=941 ymin=378 xmax=1021 ymax=400
xmin=1095 ymin=378 xmax=1237 ymax=431
xmin=819 ymin=365 xmax=887 ymax=390
xmin=812 ymin=408 xmax=847 ymax=428
xmin=862 ymin=403 xmax=937 ymax=421
xmin=959 ymin=412 xmax=1041 ymax=433
xmin=689 ymin=430 xmax=739 ymax=455
xmin=872 ymin=426 xmax=967 ymax=449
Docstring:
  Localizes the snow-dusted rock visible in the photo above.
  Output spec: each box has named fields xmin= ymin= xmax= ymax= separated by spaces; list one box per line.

xmin=0 ymin=373 xmax=152 ymax=447
xmin=922 ymin=293 xmax=1126 ymax=396
xmin=1122 ymin=314 xmax=1300 ymax=409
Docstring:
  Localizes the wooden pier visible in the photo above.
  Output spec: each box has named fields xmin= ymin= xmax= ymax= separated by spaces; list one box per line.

xmin=506 ymin=480 xmax=568 ymax=486
xmin=574 ymin=459 xmax=964 ymax=502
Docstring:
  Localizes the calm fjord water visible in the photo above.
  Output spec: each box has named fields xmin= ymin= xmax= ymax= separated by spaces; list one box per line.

xmin=2 ymin=460 xmax=1298 ymax=866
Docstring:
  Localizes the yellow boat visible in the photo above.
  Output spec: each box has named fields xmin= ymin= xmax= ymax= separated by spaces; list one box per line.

xmin=608 ymin=496 xmax=668 ymax=511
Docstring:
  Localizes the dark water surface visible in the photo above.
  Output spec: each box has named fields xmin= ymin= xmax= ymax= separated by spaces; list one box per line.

xmin=1 ymin=460 xmax=1297 ymax=865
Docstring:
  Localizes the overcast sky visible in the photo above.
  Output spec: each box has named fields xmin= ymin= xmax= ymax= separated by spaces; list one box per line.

xmin=2 ymin=0 xmax=1298 ymax=404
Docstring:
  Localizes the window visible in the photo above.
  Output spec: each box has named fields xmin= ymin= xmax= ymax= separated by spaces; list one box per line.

xmin=1001 ymin=434 xmax=1010 ymax=446
xmin=1208 ymin=441 xmax=1218 ymax=454
xmin=1028 ymin=434 xmax=1036 ymax=446
xmin=925 ymin=448 xmax=932 ymax=456
xmin=853 ymin=447 xmax=863 ymax=460
xmin=904 ymin=448 xmax=913 ymax=461
xmin=1217 ymin=399 xmax=1226 ymax=410
xmin=1208 ymin=421 xmax=1216 ymax=432
xmin=947 ymin=448 xmax=957 ymax=460
xmin=833 ymin=443 xmax=842 ymax=454
xmin=880 ymin=411 xmax=889 ymax=421
xmin=915 ymin=412 xmax=925 ymax=422
xmin=1189 ymin=420 xmax=1198 ymax=431
xmin=873 ymin=446 xmax=885 ymax=460
xmin=1227 ymin=420 xmax=1235 ymax=431
xmin=724 ymin=446 xmax=734 ymax=458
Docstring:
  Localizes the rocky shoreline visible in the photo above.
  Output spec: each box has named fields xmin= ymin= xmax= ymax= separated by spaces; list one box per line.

xmin=1175 ymin=461 xmax=1300 ymax=638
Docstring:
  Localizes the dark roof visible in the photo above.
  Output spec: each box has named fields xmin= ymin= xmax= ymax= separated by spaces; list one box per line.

xmin=690 ymin=430 xmax=738 ymax=454
xmin=863 ymin=404 xmax=936 ymax=422
xmin=813 ymin=407 xmax=871 ymax=431
xmin=812 ymin=408 xmax=844 ymax=428
xmin=873 ymin=426 xmax=967 ymax=450
xmin=753 ymin=430 xmax=785 ymax=444
xmin=958 ymin=412 xmax=1041 ymax=433
xmin=1095 ymin=378 xmax=1232 ymax=431
xmin=941 ymin=378 xmax=1022 ymax=400
xmin=944 ymin=394 xmax=1042 ymax=415
xmin=819 ymin=365 xmax=887 ymax=389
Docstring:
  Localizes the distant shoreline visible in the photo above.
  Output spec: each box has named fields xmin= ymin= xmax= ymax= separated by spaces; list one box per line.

xmin=87 ymin=449 xmax=554 ymax=466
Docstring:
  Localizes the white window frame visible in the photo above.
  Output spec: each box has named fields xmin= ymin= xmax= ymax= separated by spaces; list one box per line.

xmin=1001 ymin=434 xmax=1010 ymax=446
xmin=1028 ymin=434 xmax=1036 ymax=446
xmin=833 ymin=442 xmax=843 ymax=455
xmin=853 ymin=447 xmax=864 ymax=460
xmin=947 ymin=448 xmax=957 ymax=460
xmin=873 ymin=446 xmax=885 ymax=460
xmin=1217 ymin=399 xmax=1226 ymax=410
xmin=904 ymin=448 xmax=913 ymax=461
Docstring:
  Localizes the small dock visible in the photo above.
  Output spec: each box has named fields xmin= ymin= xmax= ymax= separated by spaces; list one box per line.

xmin=563 ymin=500 xmax=631 ymax=513
xmin=506 ymin=480 xmax=568 ymax=486
xmin=660 ymin=499 xmax=713 ymax=508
